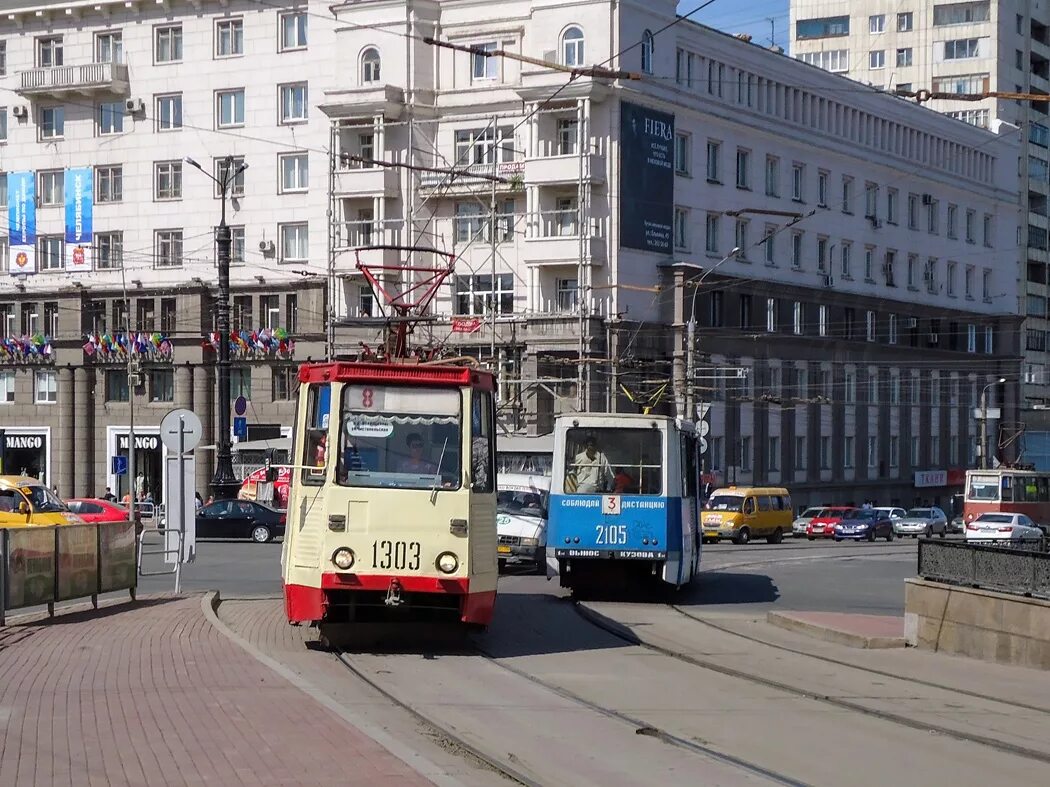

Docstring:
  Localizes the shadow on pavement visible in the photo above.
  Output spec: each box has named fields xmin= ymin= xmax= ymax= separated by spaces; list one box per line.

xmin=676 ymin=570 xmax=780 ymax=608
xmin=14 ymin=596 xmax=180 ymax=629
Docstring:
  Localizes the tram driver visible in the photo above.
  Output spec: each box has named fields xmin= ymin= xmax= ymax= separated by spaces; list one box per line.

xmin=572 ymin=434 xmax=613 ymax=494
xmin=398 ymin=432 xmax=438 ymax=475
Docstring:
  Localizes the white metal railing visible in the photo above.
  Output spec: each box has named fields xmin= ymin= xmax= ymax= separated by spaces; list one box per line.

xmin=335 ymin=218 xmax=404 ymax=248
xmin=527 ymin=209 xmax=604 ymax=239
xmin=418 ymin=160 xmax=524 ymax=188
xmin=534 ymin=136 xmax=606 ymax=158
xmin=19 ymin=62 xmax=128 ymax=91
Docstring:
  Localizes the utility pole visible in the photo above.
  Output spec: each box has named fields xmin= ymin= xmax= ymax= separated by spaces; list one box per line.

xmin=186 ymin=155 xmax=249 ymax=500
xmin=980 ymin=377 xmax=1006 ymax=469
xmin=672 ymin=268 xmax=686 ymax=418
xmin=490 ymin=116 xmax=498 ymax=368
xmin=118 ymin=265 xmax=138 ymax=516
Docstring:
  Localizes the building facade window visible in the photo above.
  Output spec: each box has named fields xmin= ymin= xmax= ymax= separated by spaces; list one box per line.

xmin=869 ymin=14 xmax=885 ymax=33
xmin=279 ymin=152 xmax=309 ymax=192
xmin=155 ymin=230 xmax=183 ymax=268
xmin=472 ymin=42 xmax=498 ymax=80
xmin=154 ymin=161 xmax=182 ymax=200
xmin=280 ymin=223 xmax=309 ymax=261
xmin=279 ymin=83 xmax=308 ymax=123
xmin=38 ymin=36 xmax=63 ymax=67
xmin=735 ymin=148 xmax=750 ymax=188
xmin=150 ymin=369 xmax=174 ymax=403
xmin=96 ymin=232 xmax=123 ymax=269
xmin=706 ymin=141 xmax=720 ymax=182
xmin=674 ymin=207 xmax=689 ymax=250
xmin=155 ymin=25 xmax=182 ymax=63
xmin=791 ymin=232 xmax=802 ymax=269
xmin=216 ymin=18 xmax=243 ymax=57
xmin=705 ymin=213 xmax=719 ymax=253
xmin=39 ymin=170 xmax=64 ymax=205
xmin=37 ymin=236 xmax=63 ymax=271
xmin=35 ymin=370 xmax=58 ymax=404
xmin=156 ymin=93 xmax=182 ymax=131
xmin=97 ymin=101 xmax=124 ymax=135
xmin=765 ymin=155 xmax=779 ymax=196
xmin=40 ymin=106 xmax=64 ymax=140
xmin=869 ymin=50 xmax=885 ymax=69
xmin=280 ymin=12 xmax=308 ymax=50
xmin=96 ymin=165 xmax=122 ymax=203
xmin=840 ymin=243 xmax=852 ymax=279
xmin=791 ymin=163 xmax=804 ymax=201
xmin=455 ymin=274 xmax=514 ymax=316
xmin=674 ymin=133 xmax=691 ymax=175
xmin=214 ymin=156 xmax=246 ymax=198
xmin=217 ymin=89 xmax=245 ymax=128
xmin=641 ymin=30 xmax=654 ymax=73
xmin=562 ymin=26 xmax=584 ymax=67
xmin=361 ymin=47 xmax=381 ymax=83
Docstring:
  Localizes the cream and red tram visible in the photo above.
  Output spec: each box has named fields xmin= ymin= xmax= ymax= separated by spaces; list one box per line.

xmin=281 ymin=361 xmax=498 ymax=628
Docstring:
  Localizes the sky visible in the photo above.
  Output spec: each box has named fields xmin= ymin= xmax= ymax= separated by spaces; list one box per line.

xmin=678 ymin=0 xmax=791 ymax=52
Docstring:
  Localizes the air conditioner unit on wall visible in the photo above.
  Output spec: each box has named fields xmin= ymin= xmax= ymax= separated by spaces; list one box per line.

xmin=12 ymin=105 xmax=28 ymax=119
xmin=259 ymin=240 xmax=275 ymax=254
xmin=125 ymin=98 xmax=145 ymax=114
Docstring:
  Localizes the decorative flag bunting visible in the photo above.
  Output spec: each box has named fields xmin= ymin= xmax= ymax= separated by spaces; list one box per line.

xmin=82 ymin=332 xmax=175 ymax=361
xmin=0 ymin=334 xmax=54 ymax=362
xmin=203 ymin=327 xmax=295 ymax=358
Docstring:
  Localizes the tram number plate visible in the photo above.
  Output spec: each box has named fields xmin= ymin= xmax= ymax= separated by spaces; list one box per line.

xmin=372 ymin=540 xmax=422 ymax=571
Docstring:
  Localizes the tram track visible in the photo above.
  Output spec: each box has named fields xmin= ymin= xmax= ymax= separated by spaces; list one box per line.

xmin=335 ymin=639 xmax=804 ymax=787
xmin=670 ymin=605 xmax=1050 ymax=716
xmin=573 ymin=602 xmax=1050 ymax=767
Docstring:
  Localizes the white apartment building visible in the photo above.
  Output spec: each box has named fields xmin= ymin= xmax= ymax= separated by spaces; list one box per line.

xmin=789 ymin=0 xmax=1050 ymax=411
xmin=0 ymin=0 xmax=1024 ymax=508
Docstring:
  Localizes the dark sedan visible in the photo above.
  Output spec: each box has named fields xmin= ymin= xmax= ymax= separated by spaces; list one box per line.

xmin=196 ymin=499 xmax=285 ymax=543
xmin=833 ymin=508 xmax=895 ymax=542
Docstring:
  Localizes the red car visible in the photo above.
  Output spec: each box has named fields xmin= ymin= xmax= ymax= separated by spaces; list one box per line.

xmin=807 ymin=506 xmax=853 ymax=539
xmin=66 ymin=498 xmax=131 ymax=523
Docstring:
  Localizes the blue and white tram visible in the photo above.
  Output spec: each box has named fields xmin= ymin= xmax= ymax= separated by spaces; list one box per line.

xmin=546 ymin=413 xmax=702 ymax=592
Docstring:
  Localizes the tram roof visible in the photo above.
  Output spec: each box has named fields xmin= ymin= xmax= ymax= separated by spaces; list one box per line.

xmin=297 ymin=362 xmax=495 ymax=391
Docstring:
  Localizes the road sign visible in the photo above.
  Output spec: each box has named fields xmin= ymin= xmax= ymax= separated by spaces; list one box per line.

xmin=234 ymin=396 xmax=248 ymax=416
xmin=699 ymin=420 xmax=710 ymax=438
xmin=233 ymin=417 xmax=248 ymax=439
xmin=696 ymin=403 xmax=711 ymax=421
xmin=160 ymin=408 xmax=203 ymax=454
xmin=699 ymin=437 xmax=708 ymax=454
xmin=973 ymin=407 xmax=1001 ymax=420
xmin=111 ymin=455 xmax=128 ymax=475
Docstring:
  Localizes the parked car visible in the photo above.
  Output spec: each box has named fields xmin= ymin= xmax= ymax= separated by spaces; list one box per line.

xmin=807 ymin=506 xmax=853 ymax=540
xmin=497 ymin=473 xmax=549 ymax=573
xmin=834 ymin=508 xmax=895 ymax=542
xmin=964 ymin=512 xmax=1045 ymax=545
xmin=874 ymin=507 xmax=907 ymax=523
xmin=66 ymin=498 xmax=130 ymax=523
xmin=895 ymin=507 xmax=949 ymax=538
xmin=792 ymin=507 xmax=827 ymax=537
xmin=948 ymin=514 xmax=965 ymax=534
xmin=195 ymin=499 xmax=285 ymax=543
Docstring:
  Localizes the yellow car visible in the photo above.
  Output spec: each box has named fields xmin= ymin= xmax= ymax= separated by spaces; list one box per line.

xmin=702 ymin=486 xmax=792 ymax=544
xmin=0 ymin=476 xmax=85 ymax=527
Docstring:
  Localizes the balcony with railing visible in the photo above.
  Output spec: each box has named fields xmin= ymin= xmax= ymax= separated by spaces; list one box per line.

xmin=523 ymin=209 xmax=605 ymax=264
xmin=333 ymin=161 xmax=400 ymax=197
xmin=17 ymin=62 xmax=129 ymax=96
xmin=334 ymin=218 xmax=404 ymax=254
xmin=525 ymin=138 xmax=607 ymax=186
xmin=417 ymin=161 xmax=525 ymax=192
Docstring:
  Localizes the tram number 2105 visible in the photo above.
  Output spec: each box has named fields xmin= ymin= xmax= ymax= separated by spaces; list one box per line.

xmin=372 ymin=540 xmax=422 ymax=570
xmin=594 ymin=524 xmax=628 ymax=545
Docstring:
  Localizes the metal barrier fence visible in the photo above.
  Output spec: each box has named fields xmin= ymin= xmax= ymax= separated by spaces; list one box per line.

xmin=917 ymin=538 xmax=1050 ymax=601
xmin=0 ymin=520 xmax=138 ymax=626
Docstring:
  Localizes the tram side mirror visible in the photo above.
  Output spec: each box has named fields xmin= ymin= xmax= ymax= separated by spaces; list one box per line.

xmin=264 ymin=449 xmax=278 ymax=483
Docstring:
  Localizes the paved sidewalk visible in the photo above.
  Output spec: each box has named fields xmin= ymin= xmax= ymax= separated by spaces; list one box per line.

xmin=766 ymin=610 xmax=906 ymax=648
xmin=0 ymin=596 xmax=432 ymax=787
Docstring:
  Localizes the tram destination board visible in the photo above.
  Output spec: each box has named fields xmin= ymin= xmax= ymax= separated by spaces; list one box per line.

xmin=555 ymin=548 xmax=668 ymax=560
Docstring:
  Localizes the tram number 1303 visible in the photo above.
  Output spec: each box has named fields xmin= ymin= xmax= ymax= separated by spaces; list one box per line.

xmin=372 ymin=540 xmax=422 ymax=570
xmin=594 ymin=525 xmax=628 ymax=545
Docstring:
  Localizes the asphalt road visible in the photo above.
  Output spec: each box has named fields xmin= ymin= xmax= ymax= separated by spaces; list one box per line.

xmin=138 ymin=536 xmax=922 ymax=615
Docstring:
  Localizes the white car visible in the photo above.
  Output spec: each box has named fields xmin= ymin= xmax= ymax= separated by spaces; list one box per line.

xmin=874 ymin=507 xmax=907 ymax=523
xmin=497 ymin=473 xmax=549 ymax=573
xmin=964 ymin=512 xmax=1045 ymax=545
xmin=792 ymin=507 xmax=826 ymax=537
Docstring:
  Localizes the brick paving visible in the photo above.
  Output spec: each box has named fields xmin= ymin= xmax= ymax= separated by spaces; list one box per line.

xmin=0 ymin=597 xmax=432 ymax=787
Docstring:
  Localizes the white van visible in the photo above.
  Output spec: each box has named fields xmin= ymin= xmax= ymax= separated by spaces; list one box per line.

xmin=497 ymin=473 xmax=550 ymax=573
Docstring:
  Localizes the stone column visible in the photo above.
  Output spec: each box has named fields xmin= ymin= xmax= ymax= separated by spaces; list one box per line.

xmin=74 ymin=366 xmax=95 ymax=498
xmin=175 ymin=363 xmax=193 ymax=409
xmin=57 ymin=366 xmax=75 ymax=498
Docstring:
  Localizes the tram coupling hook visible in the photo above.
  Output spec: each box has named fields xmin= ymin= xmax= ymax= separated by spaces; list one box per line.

xmin=385 ymin=579 xmax=404 ymax=607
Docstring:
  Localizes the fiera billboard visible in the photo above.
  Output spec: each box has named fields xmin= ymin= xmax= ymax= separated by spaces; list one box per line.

xmin=619 ymin=101 xmax=675 ymax=254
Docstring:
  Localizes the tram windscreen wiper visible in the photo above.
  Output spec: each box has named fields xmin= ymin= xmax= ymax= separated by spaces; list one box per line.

xmin=430 ymin=436 xmax=449 ymax=503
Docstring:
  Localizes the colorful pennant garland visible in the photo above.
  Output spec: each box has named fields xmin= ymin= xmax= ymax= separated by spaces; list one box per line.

xmin=0 ymin=334 xmax=54 ymax=363
xmin=203 ymin=328 xmax=295 ymax=359
xmin=83 ymin=332 xmax=174 ymax=360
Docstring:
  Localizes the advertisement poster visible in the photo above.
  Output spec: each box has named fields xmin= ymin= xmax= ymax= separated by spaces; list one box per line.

xmin=5 ymin=528 xmax=55 ymax=608
xmin=6 ymin=171 xmax=37 ymax=275
xmin=98 ymin=520 xmax=137 ymax=593
xmin=64 ymin=167 xmax=94 ymax=272
xmin=56 ymin=525 xmax=100 ymax=601
xmin=619 ymin=102 xmax=675 ymax=254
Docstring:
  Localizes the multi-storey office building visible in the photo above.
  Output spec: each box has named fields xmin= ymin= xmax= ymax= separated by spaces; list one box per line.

xmin=789 ymin=1 xmax=1050 ymax=417
xmin=0 ymin=0 xmax=333 ymax=498
xmin=0 ymin=0 xmax=1023 ymax=509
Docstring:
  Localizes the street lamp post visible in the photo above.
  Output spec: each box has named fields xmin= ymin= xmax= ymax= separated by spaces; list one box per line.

xmin=684 ymin=247 xmax=740 ymax=418
xmin=186 ymin=155 xmax=249 ymax=500
xmin=980 ymin=377 xmax=1007 ymax=470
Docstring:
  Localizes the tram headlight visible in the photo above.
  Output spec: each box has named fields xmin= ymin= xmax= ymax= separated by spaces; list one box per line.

xmin=436 ymin=552 xmax=459 ymax=574
xmin=332 ymin=548 xmax=355 ymax=571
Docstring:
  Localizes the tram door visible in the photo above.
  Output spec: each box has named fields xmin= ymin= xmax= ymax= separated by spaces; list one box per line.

xmin=286 ymin=383 xmax=332 ymax=573
xmin=682 ymin=432 xmax=701 ymax=580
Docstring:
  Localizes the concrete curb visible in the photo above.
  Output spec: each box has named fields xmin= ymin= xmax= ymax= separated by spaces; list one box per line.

xmin=766 ymin=611 xmax=906 ymax=649
xmin=707 ymin=548 xmax=915 ymax=573
xmin=199 ymin=591 xmax=465 ymax=787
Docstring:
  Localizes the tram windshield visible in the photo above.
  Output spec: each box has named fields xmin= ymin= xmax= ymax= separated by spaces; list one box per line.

xmin=562 ymin=427 xmax=662 ymax=495
xmin=336 ymin=385 xmax=462 ymax=490
xmin=967 ymin=473 xmax=1000 ymax=501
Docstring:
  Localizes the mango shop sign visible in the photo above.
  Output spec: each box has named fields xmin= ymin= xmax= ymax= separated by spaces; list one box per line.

xmin=3 ymin=434 xmax=46 ymax=450
xmin=118 ymin=434 xmax=160 ymax=451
